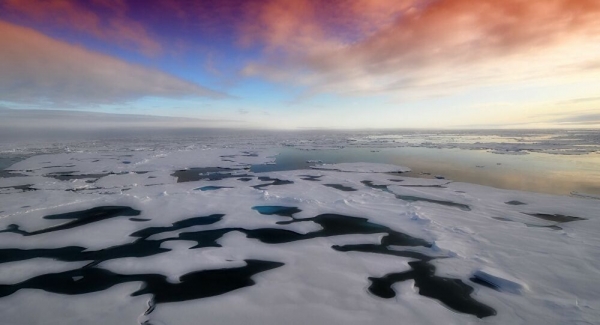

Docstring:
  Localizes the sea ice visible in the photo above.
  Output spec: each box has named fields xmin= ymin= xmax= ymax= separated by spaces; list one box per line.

xmin=0 ymin=146 xmax=598 ymax=325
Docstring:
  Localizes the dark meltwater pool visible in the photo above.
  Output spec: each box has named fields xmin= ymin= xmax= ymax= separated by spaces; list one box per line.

xmin=0 ymin=205 xmax=497 ymax=318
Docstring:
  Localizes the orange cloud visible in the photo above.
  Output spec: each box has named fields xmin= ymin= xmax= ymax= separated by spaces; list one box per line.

xmin=340 ymin=0 xmax=600 ymax=69
xmin=2 ymin=0 xmax=161 ymax=56
xmin=240 ymin=0 xmax=600 ymax=96
xmin=0 ymin=20 xmax=225 ymax=106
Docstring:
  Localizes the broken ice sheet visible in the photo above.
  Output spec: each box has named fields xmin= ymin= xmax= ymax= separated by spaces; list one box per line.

xmin=0 ymin=147 xmax=599 ymax=325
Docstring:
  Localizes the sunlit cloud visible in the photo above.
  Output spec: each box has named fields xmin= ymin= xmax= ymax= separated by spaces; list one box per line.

xmin=241 ymin=0 xmax=600 ymax=98
xmin=0 ymin=20 xmax=226 ymax=107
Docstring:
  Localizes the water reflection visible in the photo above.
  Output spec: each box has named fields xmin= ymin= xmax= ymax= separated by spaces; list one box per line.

xmin=251 ymin=147 xmax=600 ymax=196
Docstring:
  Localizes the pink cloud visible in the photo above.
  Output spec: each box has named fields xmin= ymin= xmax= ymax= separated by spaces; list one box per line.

xmin=340 ymin=0 xmax=600 ymax=69
xmin=2 ymin=0 xmax=162 ymax=56
xmin=239 ymin=0 xmax=600 ymax=96
xmin=0 ymin=20 xmax=226 ymax=106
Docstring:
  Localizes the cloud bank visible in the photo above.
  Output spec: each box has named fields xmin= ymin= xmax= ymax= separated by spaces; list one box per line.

xmin=0 ymin=107 xmax=244 ymax=142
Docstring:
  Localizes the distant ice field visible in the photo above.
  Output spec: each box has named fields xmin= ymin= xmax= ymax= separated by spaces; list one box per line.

xmin=2 ymin=129 xmax=599 ymax=196
xmin=0 ymin=130 xmax=599 ymax=324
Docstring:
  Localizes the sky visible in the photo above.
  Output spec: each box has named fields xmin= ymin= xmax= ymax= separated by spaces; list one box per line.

xmin=1 ymin=0 xmax=600 ymax=129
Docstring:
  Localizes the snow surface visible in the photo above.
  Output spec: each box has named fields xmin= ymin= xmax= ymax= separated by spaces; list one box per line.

xmin=0 ymin=145 xmax=599 ymax=325
xmin=312 ymin=162 xmax=411 ymax=173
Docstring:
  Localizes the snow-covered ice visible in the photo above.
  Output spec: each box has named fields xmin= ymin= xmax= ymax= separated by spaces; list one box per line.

xmin=0 ymin=143 xmax=599 ymax=325
xmin=312 ymin=162 xmax=411 ymax=173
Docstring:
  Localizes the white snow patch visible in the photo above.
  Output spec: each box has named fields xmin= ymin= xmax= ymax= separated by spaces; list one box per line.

xmin=311 ymin=162 xmax=410 ymax=173
xmin=0 ymin=259 xmax=89 ymax=284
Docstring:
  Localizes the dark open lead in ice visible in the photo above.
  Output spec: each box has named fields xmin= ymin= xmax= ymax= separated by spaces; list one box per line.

xmin=195 ymin=186 xmax=232 ymax=191
xmin=323 ymin=184 xmax=357 ymax=192
xmin=171 ymin=167 xmax=247 ymax=183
